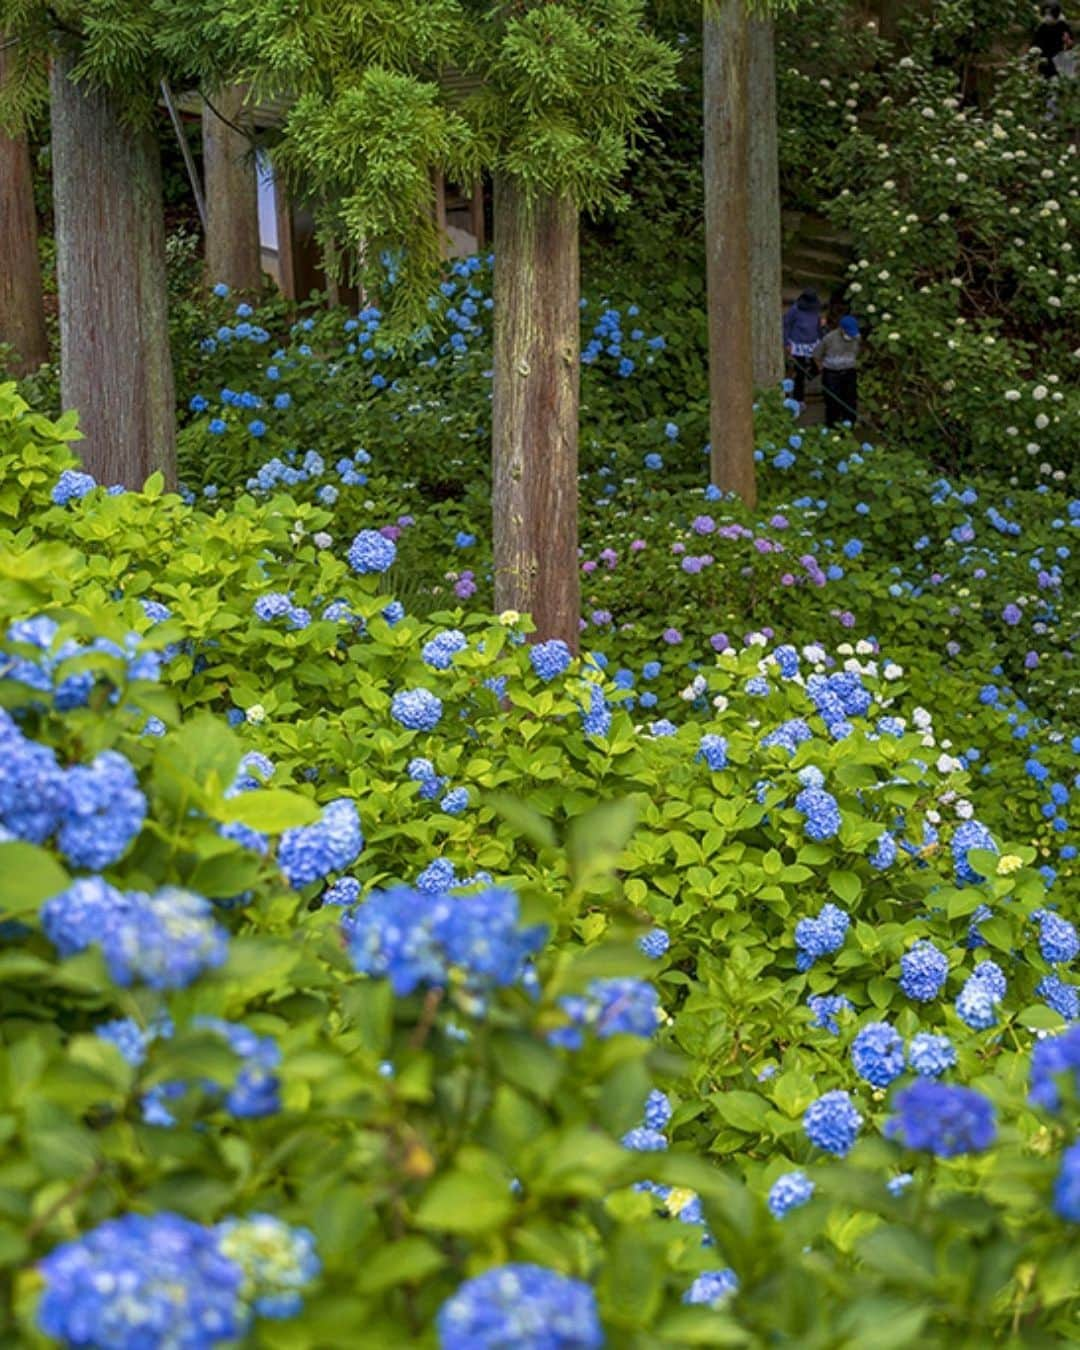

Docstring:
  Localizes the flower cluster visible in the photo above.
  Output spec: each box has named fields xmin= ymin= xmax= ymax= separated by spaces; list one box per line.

xmin=278 ymin=799 xmax=363 ymax=889
xmin=0 ymin=712 xmax=145 ymax=868
xmin=42 ymin=880 xmax=228 ymax=989
xmin=345 ymin=885 xmax=545 ymax=999
xmin=885 ymin=1080 xmax=996 ymax=1157
xmin=795 ymin=902 xmax=850 ymax=971
xmin=437 ymin=1264 xmax=604 ymax=1350
xmin=804 ymin=1090 xmax=863 ymax=1156
xmin=550 ymin=978 xmax=660 ymax=1049
xmin=391 ymin=687 xmax=443 ymax=732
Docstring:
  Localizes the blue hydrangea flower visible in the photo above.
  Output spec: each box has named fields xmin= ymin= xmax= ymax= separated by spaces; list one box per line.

xmin=58 ymin=750 xmax=146 ymax=870
xmin=851 ymin=1022 xmax=906 ymax=1088
xmin=899 ymin=941 xmax=949 ymax=1002
xmin=417 ymin=858 xmax=457 ymax=893
xmin=794 ymin=786 xmax=841 ymax=841
xmin=638 ymin=928 xmax=670 ymax=959
xmin=1029 ymin=1025 xmax=1080 ymax=1111
xmin=551 ymin=978 xmax=659 ymax=1049
xmin=683 ymin=1269 xmax=738 ymax=1306
xmin=438 ymin=1264 xmax=603 ymax=1349
xmin=192 ymin=1017 xmax=282 ymax=1118
xmin=869 ymin=832 xmax=897 ymax=869
xmin=322 ymin=877 xmax=361 ymax=907
xmin=1033 ymin=910 xmax=1080 ymax=965
xmin=773 ymin=645 xmax=800 ymax=678
xmin=768 ymin=1170 xmax=815 ymax=1218
xmin=347 ymin=529 xmax=397 ymax=574
xmin=530 ymin=640 xmax=573 ymax=682
xmin=1053 ymin=1141 xmax=1080 ymax=1223
xmin=951 ymin=819 xmax=997 ymax=884
xmin=1036 ymin=975 xmax=1079 ymax=1021
xmin=697 ymin=733 xmax=728 ymax=771
xmin=0 ymin=709 xmax=67 ymax=842
xmin=621 ymin=1126 xmax=668 ymax=1151
xmin=37 ymin=1214 xmax=247 ymax=1348
xmin=795 ymin=903 xmax=850 ymax=970
xmin=422 ymin=629 xmax=468 ymax=670
xmin=955 ymin=975 xmax=1000 ymax=1030
xmin=644 ymin=1090 xmax=672 ymax=1131
xmin=254 ymin=592 xmax=293 ymax=622
xmin=278 ymin=799 xmax=363 ymax=889
xmin=391 ymin=688 xmax=443 ymax=732
xmin=972 ymin=959 xmax=1007 ymax=1001
xmin=908 ymin=1032 xmax=956 ymax=1078
xmin=887 ymin=1173 xmax=914 ymax=1197
xmin=51 ymin=469 xmax=97 ymax=505
xmin=804 ymin=1090 xmax=862 ymax=1156
xmin=807 ymin=993 xmax=852 ymax=1034
xmin=761 ymin=718 xmax=813 ymax=754
xmin=42 ymin=882 xmax=228 ymax=989
xmin=346 ymin=885 xmax=545 ymax=998
xmin=579 ymin=684 xmax=611 ymax=739
xmin=885 ymin=1080 xmax=996 ymax=1157
xmin=440 ymin=787 xmax=470 ymax=816
xmin=216 ymin=1215 xmax=320 ymax=1320
xmin=96 ymin=1014 xmax=172 ymax=1068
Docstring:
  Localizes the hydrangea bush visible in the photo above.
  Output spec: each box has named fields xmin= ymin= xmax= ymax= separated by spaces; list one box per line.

xmin=0 ymin=382 xmax=1077 ymax=1345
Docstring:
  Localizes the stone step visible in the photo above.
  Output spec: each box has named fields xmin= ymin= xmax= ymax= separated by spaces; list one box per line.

xmin=785 ymin=241 xmax=853 ymax=270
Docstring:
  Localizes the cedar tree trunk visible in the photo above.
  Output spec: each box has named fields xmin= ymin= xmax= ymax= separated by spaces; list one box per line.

xmin=491 ymin=175 xmax=580 ymax=650
xmin=202 ymin=86 xmax=262 ymax=294
xmin=0 ymin=42 xmax=48 ymax=375
xmin=50 ymin=50 xmax=175 ymax=487
xmin=748 ymin=16 xmax=784 ymax=391
xmin=704 ymin=0 xmax=756 ymax=506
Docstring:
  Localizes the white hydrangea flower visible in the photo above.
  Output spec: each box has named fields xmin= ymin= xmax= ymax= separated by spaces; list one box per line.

xmin=955 ymin=800 xmax=974 ymax=820
xmin=312 ymin=532 xmax=333 ymax=549
xmin=912 ymin=707 xmax=933 ymax=730
xmin=883 ymin=663 xmax=903 ymax=681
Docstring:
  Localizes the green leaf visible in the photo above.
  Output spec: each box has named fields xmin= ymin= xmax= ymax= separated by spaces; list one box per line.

xmin=828 ymin=870 xmax=861 ymax=905
xmin=356 ymin=1237 xmax=445 ymax=1293
xmin=0 ymin=842 xmax=69 ymax=915
xmin=1016 ymin=1003 xmax=1066 ymax=1031
xmin=219 ymin=789 xmax=322 ymax=833
xmin=709 ymin=1090 xmax=770 ymax=1134
xmin=486 ymin=793 xmax=556 ymax=851
xmin=568 ymin=798 xmax=639 ymax=885
xmin=598 ymin=1224 xmax=664 ymax=1328
xmin=413 ymin=1168 xmax=513 ymax=1235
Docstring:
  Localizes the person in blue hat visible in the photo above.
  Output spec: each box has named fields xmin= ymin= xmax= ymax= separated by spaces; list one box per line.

xmin=813 ymin=314 xmax=861 ymax=428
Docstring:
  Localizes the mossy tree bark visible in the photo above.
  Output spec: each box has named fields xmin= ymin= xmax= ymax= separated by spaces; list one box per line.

xmin=704 ymin=0 xmax=757 ymax=507
xmin=0 ymin=41 xmax=48 ymax=376
xmin=50 ymin=50 xmax=175 ymax=487
xmin=491 ymin=175 xmax=580 ymax=650
xmin=748 ymin=16 xmax=783 ymax=391
xmin=202 ymin=86 xmax=262 ymax=294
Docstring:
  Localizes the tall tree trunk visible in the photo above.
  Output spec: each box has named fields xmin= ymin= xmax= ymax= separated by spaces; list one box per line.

xmin=50 ymin=51 xmax=175 ymax=488
xmin=877 ymin=0 xmax=901 ymax=46
xmin=748 ymin=17 xmax=783 ymax=391
xmin=491 ymin=176 xmax=580 ymax=650
xmin=704 ymin=0 xmax=756 ymax=506
xmin=202 ymin=86 xmax=262 ymax=293
xmin=0 ymin=42 xmax=48 ymax=376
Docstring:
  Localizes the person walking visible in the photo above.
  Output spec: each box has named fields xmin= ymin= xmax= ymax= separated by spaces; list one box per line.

xmin=814 ymin=314 xmax=861 ymax=428
xmin=782 ymin=289 xmax=825 ymax=409
xmin=1034 ymin=3 xmax=1074 ymax=77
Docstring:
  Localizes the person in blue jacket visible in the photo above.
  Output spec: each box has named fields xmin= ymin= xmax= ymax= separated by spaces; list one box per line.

xmin=782 ymin=289 xmax=825 ymax=408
